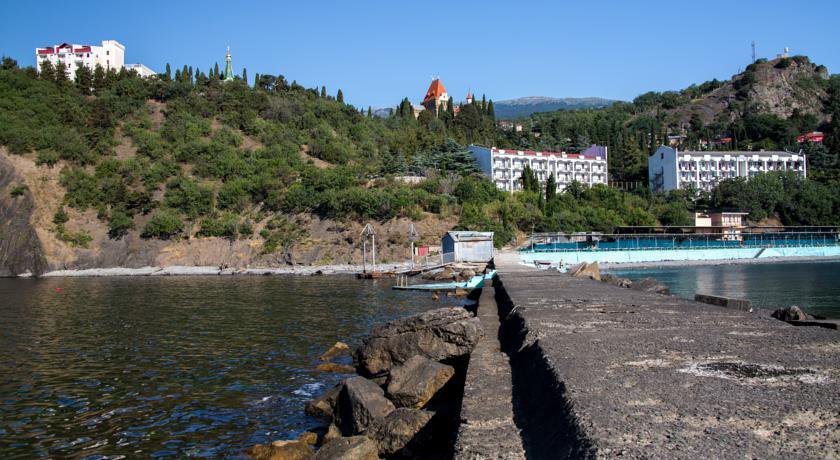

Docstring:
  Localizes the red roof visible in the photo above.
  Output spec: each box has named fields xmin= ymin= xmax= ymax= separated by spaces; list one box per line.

xmin=422 ymin=79 xmax=447 ymax=103
xmin=797 ymin=131 xmax=824 ymax=143
xmin=73 ymin=46 xmax=91 ymax=53
xmin=491 ymin=147 xmax=601 ymax=161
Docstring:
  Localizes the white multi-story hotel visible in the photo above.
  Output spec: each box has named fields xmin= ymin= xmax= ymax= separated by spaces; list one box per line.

xmin=35 ymin=40 xmax=155 ymax=80
xmin=649 ymin=146 xmax=806 ymax=193
xmin=468 ymin=145 xmax=609 ymax=192
xmin=36 ymin=40 xmax=125 ymax=78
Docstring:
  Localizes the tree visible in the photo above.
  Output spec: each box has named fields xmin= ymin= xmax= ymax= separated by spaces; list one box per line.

xmin=545 ymin=172 xmax=557 ymax=201
xmin=75 ymin=65 xmax=93 ymax=95
xmin=242 ymin=67 xmax=247 ymax=83
xmin=213 ymin=62 xmax=220 ymax=78
xmin=54 ymin=62 xmax=69 ymax=84
xmin=164 ymin=63 xmax=172 ymax=81
xmin=92 ymin=64 xmax=106 ymax=92
xmin=367 ymin=106 xmax=372 ymax=118
xmin=337 ymin=89 xmax=344 ymax=103
xmin=487 ymin=100 xmax=495 ymax=120
xmin=39 ymin=60 xmax=55 ymax=81
xmin=320 ymin=86 xmax=327 ymax=98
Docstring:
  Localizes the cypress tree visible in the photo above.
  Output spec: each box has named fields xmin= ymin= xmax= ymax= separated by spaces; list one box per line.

xmin=545 ymin=173 xmax=557 ymax=201
xmin=487 ymin=100 xmax=495 ymax=120
xmin=92 ymin=64 xmax=105 ymax=92
xmin=367 ymin=106 xmax=372 ymax=118
xmin=54 ymin=62 xmax=69 ymax=83
xmin=337 ymin=89 xmax=344 ymax=103
xmin=481 ymin=94 xmax=487 ymax=112
xmin=254 ymin=73 xmax=260 ymax=89
xmin=213 ymin=62 xmax=219 ymax=78
xmin=321 ymin=86 xmax=327 ymax=98
xmin=75 ymin=65 xmax=93 ymax=95
xmin=175 ymin=69 xmax=182 ymax=82
xmin=164 ymin=63 xmax=171 ymax=81
xmin=242 ymin=67 xmax=247 ymax=82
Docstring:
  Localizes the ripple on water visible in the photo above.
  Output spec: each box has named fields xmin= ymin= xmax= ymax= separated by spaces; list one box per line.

xmin=0 ymin=275 xmax=465 ymax=457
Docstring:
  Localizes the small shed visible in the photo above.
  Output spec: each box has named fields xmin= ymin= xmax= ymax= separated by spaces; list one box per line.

xmin=441 ymin=231 xmax=494 ymax=263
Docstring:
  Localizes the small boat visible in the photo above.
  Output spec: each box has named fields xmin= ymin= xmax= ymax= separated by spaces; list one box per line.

xmin=392 ymin=273 xmax=488 ymax=291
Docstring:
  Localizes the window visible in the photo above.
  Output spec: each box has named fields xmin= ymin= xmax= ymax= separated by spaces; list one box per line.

xmin=106 ymin=50 xmax=109 ymax=55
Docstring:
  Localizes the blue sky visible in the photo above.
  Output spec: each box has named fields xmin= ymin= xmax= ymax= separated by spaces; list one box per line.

xmin=2 ymin=0 xmax=838 ymax=109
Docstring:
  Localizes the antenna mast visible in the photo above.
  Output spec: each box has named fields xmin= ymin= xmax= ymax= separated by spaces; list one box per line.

xmin=751 ymin=41 xmax=756 ymax=63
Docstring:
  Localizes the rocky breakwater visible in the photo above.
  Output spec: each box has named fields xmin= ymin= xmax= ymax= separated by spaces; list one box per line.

xmin=248 ymin=307 xmax=482 ymax=459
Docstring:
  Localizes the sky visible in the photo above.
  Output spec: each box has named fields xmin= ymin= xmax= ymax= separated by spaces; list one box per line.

xmin=2 ymin=0 xmax=838 ymax=109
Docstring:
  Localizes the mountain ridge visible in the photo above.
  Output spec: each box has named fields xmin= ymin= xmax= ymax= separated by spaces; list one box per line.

xmin=493 ymin=96 xmax=617 ymax=119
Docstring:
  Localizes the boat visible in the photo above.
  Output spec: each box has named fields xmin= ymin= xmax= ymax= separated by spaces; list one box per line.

xmin=392 ymin=271 xmax=494 ymax=291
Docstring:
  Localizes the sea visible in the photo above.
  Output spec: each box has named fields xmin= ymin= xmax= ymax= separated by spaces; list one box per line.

xmin=0 ymin=275 xmax=466 ymax=458
xmin=609 ymin=260 xmax=840 ymax=319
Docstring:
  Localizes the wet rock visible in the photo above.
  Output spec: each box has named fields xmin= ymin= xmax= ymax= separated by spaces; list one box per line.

xmin=305 ymin=384 xmax=341 ymax=421
xmin=298 ymin=431 xmax=318 ymax=446
xmin=316 ymin=362 xmax=356 ymax=374
xmin=334 ymin=376 xmax=395 ymax=435
xmin=354 ymin=307 xmax=482 ymax=377
xmin=772 ymin=305 xmax=813 ymax=321
xmin=369 ymin=408 xmax=435 ymax=456
xmin=629 ymin=277 xmax=670 ymax=295
xmin=602 ymin=273 xmax=632 ymax=288
xmin=319 ymin=341 xmax=350 ymax=361
xmin=246 ymin=439 xmax=314 ymax=460
xmin=313 ymin=436 xmax=378 ymax=460
xmin=386 ymin=355 xmax=455 ymax=408
xmin=571 ymin=261 xmax=600 ymax=281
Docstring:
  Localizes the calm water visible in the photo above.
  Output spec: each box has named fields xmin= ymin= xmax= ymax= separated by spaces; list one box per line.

xmin=610 ymin=260 xmax=840 ymax=318
xmin=0 ymin=276 xmax=466 ymax=458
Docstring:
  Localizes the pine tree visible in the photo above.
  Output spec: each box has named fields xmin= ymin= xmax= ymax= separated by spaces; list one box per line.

xmin=54 ymin=62 xmax=69 ymax=83
xmin=213 ymin=62 xmax=219 ymax=78
xmin=92 ymin=64 xmax=106 ymax=93
xmin=320 ymin=86 xmax=327 ymax=98
xmin=164 ymin=63 xmax=171 ymax=81
xmin=39 ymin=60 xmax=55 ymax=81
xmin=487 ymin=100 xmax=495 ymax=120
xmin=75 ymin=65 xmax=93 ymax=95
xmin=337 ymin=89 xmax=344 ymax=103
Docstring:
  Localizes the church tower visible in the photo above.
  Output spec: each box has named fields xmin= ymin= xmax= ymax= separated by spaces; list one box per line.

xmin=223 ymin=46 xmax=235 ymax=82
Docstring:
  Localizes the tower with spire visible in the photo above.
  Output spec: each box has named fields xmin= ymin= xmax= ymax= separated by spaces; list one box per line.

xmin=222 ymin=46 xmax=235 ymax=82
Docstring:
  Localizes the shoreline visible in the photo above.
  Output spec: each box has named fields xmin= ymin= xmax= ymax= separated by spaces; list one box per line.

xmin=28 ymin=262 xmax=414 ymax=278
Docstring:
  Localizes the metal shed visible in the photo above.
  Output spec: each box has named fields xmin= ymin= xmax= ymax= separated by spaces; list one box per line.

xmin=441 ymin=231 xmax=494 ymax=263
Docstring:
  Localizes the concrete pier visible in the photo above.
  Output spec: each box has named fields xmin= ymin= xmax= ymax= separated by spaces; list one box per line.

xmin=470 ymin=258 xmax=839 ymax=459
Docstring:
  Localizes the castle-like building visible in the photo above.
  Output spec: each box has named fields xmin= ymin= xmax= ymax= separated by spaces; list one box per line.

xmin=415 ymin=78 xmax=476 ymax=117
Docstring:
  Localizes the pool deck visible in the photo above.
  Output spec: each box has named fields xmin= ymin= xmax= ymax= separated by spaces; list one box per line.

xmin=479 ymin=254 xmax=840 ymax=458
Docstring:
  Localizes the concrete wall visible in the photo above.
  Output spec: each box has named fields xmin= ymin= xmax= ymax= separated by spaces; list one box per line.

xmin=648 ymin=146 xmax=678 ymax=192
xmin=519 ymin=245 xmax=840 ymax=265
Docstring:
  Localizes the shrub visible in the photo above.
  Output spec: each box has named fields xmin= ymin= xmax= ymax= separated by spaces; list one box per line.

xmin=163 ymin=177 xmax=213 ymax=219
xmin=775 ymin=57 xmax=792 ymax=69
xmin=197 ymin=213 xmax=240 ymax=239
xmin=9 ymin=184 xmax=27 ymax=197
xmin=53 ymin=207 xmax=69 ymax=225
xmin=141 ymin=209 xmax=184 ymax=239
xmin=36 ymin=149 xmax=60 ymax=167
xmin=107 ymin=209 xmax=135 ymax=239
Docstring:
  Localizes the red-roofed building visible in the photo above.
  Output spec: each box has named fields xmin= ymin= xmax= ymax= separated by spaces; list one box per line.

xmin=421 ymin=78 xmax=451 ymax=112
xmin=35 ymin=40 xmax=125 ymax=79
xmin=797 ymin=131 xmax=824 ymax=143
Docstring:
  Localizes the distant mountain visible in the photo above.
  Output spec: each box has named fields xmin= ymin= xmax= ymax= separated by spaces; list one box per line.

xmin=494 ymin=96 xmax=618 ymax=119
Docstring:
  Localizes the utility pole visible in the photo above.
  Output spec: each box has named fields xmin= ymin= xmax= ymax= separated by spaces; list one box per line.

xmin=408 ymin=223 xmax=419 ymax=267
xmin=751 ymin=41 xmax=756 ymax=63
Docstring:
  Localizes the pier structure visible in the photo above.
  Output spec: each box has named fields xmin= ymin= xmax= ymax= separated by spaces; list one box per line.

xmin=455 ymin=254 xmax=840 ymax=458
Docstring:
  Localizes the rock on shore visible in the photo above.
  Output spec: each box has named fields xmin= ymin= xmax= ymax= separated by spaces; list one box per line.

xmin=353 ymin=307 xmax=482 ymax=377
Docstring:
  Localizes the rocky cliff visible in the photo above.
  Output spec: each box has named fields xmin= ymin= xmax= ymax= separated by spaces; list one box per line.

xmin=0 ymin=154 xmax=47 ymax=276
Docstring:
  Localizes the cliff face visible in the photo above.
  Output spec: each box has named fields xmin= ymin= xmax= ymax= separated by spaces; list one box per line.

xmin=0 ymin=149 xmax=455 ymax=274
xmin=0 ymin=154 xmax=47 ymax=276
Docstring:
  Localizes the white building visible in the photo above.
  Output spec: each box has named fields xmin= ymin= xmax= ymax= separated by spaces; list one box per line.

xmin=468 ymin=145 xmax=609 ymax=192
xmin=36 ymin=40 xmax=124 ymax=78
xmin=648 ymin=146 xmax=807 ymax=193
xmin=124 ymin=63 xmax=156 ymax=78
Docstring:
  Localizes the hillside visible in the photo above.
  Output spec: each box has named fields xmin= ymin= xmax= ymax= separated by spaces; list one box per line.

xmin=632 ymin=55 xmax=831 ymax=126
xmin=493 ymin=96 xmax=616 ymax=119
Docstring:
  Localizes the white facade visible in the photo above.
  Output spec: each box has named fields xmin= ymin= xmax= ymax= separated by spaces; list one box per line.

xmin=35 ymin=40 xmax=125 ymax=79
xmin=649 ymin=146 xmax=807 ymax=193
xmin=125 ymin=63 xmax=156 ymax=78
xmin=469 ymin=145 xmax=609 ymax=192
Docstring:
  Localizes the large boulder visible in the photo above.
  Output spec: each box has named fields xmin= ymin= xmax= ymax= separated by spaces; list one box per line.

xmin=305 ymin=384 xmax=342 ymax=421
xmin=602 ymin=273 xmax=632 ymax=288
xmin=354 ymin=307 xmax=482 ymax=377
xmin=629 ymin=277 xmax=670 ymax=295
xmin=313 ymin=436 xmax=379 ymax=460
xmin=571 ymin=262 xmax=600 ymax=281
xmin=386 ymin=355 xmax=455 ymax=408
xmin=334 ymin=376 xmax=395 ymax=435
xmin=369 ymin=408 xmax=435 ymax=456
xmin=246 ymin=439 xmax=313 ymax=460
xmin=772 ymin=305 xmax=813 ymax=321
